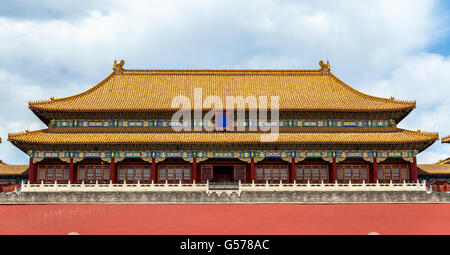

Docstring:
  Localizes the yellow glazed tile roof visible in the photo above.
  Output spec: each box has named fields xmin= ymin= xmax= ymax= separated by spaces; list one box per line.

xmin=442 ymin=135 xmax=450 ymax=143
xmin=8 ymin=129 xmax=438 ymax=144
xmin=0 ymin=163 xmax=28 ymax=176
xmin=28 ymin=64 xmax=415 ymax=112
xmin=436 ymin=157 xmax=450 ymax=164
xmin=418 ymin=164 xmax=450 ymax=175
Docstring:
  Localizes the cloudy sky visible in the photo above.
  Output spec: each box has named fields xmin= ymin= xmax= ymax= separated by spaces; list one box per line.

xmin=0 ymin=0 xmax=449 ymax=164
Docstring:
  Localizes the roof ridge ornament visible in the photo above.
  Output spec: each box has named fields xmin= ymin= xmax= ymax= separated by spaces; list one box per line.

xmin=319 ymin=60 xmax=330 ymax=73
xmin=113 ymin=59 xmax=125 ymax=73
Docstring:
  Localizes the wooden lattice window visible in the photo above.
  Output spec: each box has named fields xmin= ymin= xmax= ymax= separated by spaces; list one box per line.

xmin=118 ymin=165 xmax=151 ymax=183
xmin=296 ymin=165 xmax=328 ymax=182
xmin=378 ymin=164 xmax=409 ymax=182
xmin=37 ymin=165 xmax=69 ymax=183
xmin=158 ymin=165 xmax=191 ymax=183
xmin=78 ymin=165 xmax=111 ymax=183
xmin=234 ymin=165 xmax=245 ymax=181
xmin=337 ymin=165 xmax=369 ymax=182
xmin=201 ymin=165 xmax=213 ymax=182
xmin=256 ymin=165 xmax=288 ymax=182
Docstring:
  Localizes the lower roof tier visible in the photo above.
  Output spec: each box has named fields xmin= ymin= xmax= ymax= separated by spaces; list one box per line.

xmin=8 ymin=128 xmax=438 ymax=152
xmin=418 ymin=164 xmax=450 ymax=175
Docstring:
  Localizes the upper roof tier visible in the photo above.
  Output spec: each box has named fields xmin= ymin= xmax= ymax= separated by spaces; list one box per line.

xmin=29 ymin=60 xmax=415 ymax=114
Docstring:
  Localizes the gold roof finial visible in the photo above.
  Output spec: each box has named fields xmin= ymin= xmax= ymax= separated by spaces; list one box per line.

xmin=113 ymin=59 xmax=125 ymax=73
xmin=319 ymin=60 xmax=330 ymax=73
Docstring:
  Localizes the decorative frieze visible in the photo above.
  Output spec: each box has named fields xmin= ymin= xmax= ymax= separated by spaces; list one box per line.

xmin=54 ymin=119 xmax=392 ymax=128
xmin=29 ymin=150 xmax=417 ymax=163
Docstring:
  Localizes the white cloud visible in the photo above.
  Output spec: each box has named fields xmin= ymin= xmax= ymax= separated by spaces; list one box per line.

xmin=0 ymin=0 xmax=448 ymax=164
xmin=362 ymin=53 xmax=450 ymax=163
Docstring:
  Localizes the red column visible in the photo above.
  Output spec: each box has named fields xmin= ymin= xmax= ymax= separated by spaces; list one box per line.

xmin=372 ymin=158 xmax=378 ymax=183
xmin=151 ymin=157 xmax=156 ymax=183
xmin=251 ymin=157 xmax=255 ymax=182
xmin=331 ymin=157 xmax=337 ymax=183
xmin=110 ymin=158 xmax=116 ymax=183
xmin=192 ymin=157 xmax=197 ymax=183
xmin=411 ymin=157 xmax=418 ymax=182
xmin=291 ymin=157 xmax=296 ymax=183
xmin=28 ymin=157 xmax=35 ymax=184
xmin=69 ymin=158 xmax=74 ymax=183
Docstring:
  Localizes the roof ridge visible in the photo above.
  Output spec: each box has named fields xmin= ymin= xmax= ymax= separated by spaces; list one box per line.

xmin=122 ymin=68 xmax=324 ymax=74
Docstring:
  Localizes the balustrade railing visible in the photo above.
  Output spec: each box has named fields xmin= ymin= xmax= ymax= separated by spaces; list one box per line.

xmin=240 ymin=180 xmax=430 ymax=193
xmin=18 ymin=179 xmax=431 ymax=194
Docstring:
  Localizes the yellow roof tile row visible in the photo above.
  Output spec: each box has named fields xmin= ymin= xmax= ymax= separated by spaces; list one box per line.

xmin=442 ymin=135 xmax=450 ymax=143
xmin=8 ymin=129 xmax=438 ymax=144
xmin=29 ymin=68 xmax=415 ymax=112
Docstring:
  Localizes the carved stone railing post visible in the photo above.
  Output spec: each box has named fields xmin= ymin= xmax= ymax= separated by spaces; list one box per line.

xmin=238 ymin=180 xmax=242 ymax=196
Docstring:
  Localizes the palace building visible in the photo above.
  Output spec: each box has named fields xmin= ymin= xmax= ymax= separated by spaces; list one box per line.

xmin=418 ymin=135 xmax=450 ymax=192
xmin=8 ymin=60 xmax=439 ymax=186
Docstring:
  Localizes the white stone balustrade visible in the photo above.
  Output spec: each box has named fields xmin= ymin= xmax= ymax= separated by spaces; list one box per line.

xmin=18 ymin=180 xmax=430 ymax=193
xmin=19 ymin=180 xmax=207 ymax=192
xmin=240 ymin=180 xmax=430 ymax=193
